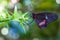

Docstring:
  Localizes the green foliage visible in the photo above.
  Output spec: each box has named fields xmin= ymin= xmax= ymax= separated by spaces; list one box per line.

xmin=32 ymin=0 xmax=56 ymax=11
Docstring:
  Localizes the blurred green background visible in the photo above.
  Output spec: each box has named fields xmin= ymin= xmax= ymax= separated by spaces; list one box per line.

xmin=0 ymin=0 xmax=60 ymax=40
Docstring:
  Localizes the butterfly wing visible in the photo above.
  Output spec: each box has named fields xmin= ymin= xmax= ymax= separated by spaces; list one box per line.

xmin=45 ymin=13 xmax=58 ymax=23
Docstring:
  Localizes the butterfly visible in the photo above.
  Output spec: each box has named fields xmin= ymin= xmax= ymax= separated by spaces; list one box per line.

xmin=32 ymin=12 xmax=58 ymax=28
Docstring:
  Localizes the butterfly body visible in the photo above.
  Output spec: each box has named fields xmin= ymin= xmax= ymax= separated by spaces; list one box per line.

xmin=32 ymin=12 xmax=58 ymax=28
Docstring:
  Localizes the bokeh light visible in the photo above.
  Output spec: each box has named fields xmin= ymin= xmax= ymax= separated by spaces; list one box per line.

xmin=56 ymin=0 xmax=60 ymax=4
xmin=1 ymin=28 xmax=9 ymax=36
xmin=33 ymin=38 xmax=39 ymax=40
xmin=0 ymin=36 xmax=5 ymax=40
